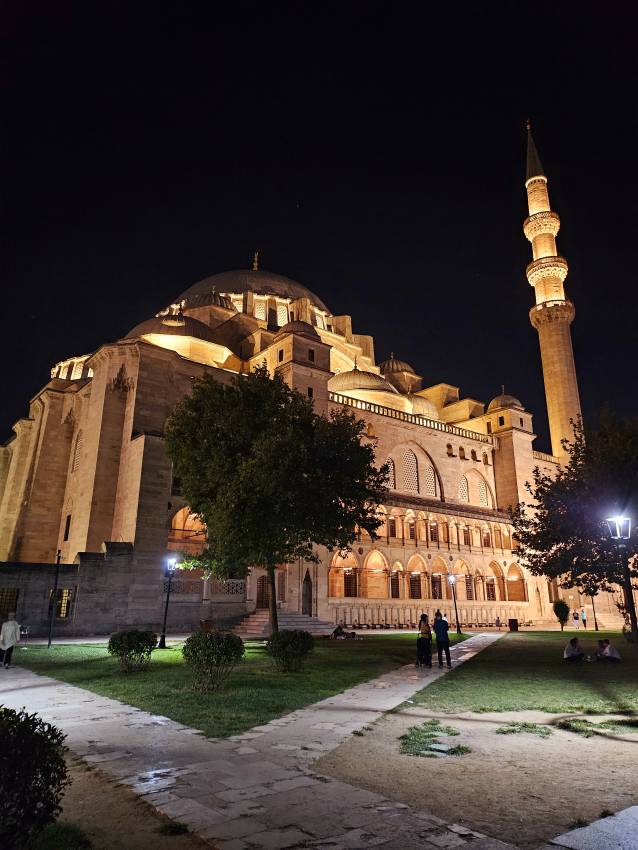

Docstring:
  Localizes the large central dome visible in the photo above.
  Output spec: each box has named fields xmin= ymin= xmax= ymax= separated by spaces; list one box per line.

xmin=176 ymin=269 xmax=330 ymax=313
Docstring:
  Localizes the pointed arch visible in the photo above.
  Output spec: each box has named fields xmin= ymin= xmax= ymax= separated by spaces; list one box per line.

xmin=507 ymin=563 xmax=527 ymax=602
xmin=167 ymin=506 xmax=206 ymax=555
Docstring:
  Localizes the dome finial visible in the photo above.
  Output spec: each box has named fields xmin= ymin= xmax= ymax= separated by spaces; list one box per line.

xmin=252 ymin=250 xmax=259 ymax=272
xmin=525 ymin=120 xmax=545 ymax=180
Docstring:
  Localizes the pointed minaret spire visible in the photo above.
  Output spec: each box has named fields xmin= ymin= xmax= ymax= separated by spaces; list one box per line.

xmin=525 ymin=119 xmax=545 ymax=181
xmin=252 ymin=250 xmax=259 ymax=272
xmin=523 ymin=125 xmax=581 ymax=460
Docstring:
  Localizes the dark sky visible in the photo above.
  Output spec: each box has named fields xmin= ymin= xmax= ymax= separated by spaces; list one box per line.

xmin=3 ymin=2 xmax=637 ymax=451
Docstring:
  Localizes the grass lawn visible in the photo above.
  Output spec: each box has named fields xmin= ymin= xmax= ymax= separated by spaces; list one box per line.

xmin=414 ymin=631 xmax=638 ymax=714
xmin=14 ymin=633 xmax=467 ymax=738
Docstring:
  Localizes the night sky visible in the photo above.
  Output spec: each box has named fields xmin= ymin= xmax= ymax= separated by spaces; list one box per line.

xmin=3 ymin=2 xmax=637 ymax=450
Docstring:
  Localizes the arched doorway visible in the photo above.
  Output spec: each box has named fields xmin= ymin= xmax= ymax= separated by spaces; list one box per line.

xmin=167 ymin=507 xmax=206 ymax=555
xmin=302 ymin=570 xmax=313 ymax=615
xmin=256 ymin=575 xmax=270 ymax=609
xmin=507 ymin=564 xmax=527 ymax=602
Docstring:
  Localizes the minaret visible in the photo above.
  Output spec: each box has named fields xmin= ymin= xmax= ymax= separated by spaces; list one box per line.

xmin=524 ymin=122 xmax=581 ymax=460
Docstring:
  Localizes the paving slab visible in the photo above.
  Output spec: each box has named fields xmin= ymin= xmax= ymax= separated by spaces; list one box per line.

xmin=548 ymin=805 xmax=638 ymax=849
xmin=0 ymin=632 xmax=504 ymax=849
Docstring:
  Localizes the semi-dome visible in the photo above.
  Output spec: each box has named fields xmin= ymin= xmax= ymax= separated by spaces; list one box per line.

xmin=408 ymin=394 xmax=439 ymax=420
xmin=273 ymin=320 xmax=321 ymax=341
xmin=125 ymin=314 xmax=218 ymax=343
xmin=487 ymin=393 xmax=524 ymax=412
xmin=380 ymin=354 xmax=416 ymax=375
xmin=175 ymin=269 xmax=330 ymax=313
xmin=328 ymin=368 xmax=398 ymax=394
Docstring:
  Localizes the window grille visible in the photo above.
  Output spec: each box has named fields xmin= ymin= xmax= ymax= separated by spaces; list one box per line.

xmin=344 ymin=571 xmax=358 ymax=597
xmin=0 ymin=588 xmax=19 ymax=619
xmin=388 ymin=517 xmax=397 ymax=538
xmin=72 ymin=432 xmax=83 ymax=473
xmin=429 ymin=521 xmax=438 ymax=542
xmin=409 ymin=574 xmax=422 ymax=599
xmin=478 ymin=479 xmax=488 ymax=506
xmin=254 ymin=299 xmax=267 ymax=320
xmin=423 ymin=465 xmax=437 ymax=497
xmin=408 ymin=521 xmax=416 ymax=540
xmin=390 ymin=572 xmax=400 ymax=598
xmin=386 ymin=458 xmax=396 ymax=488
xmin=465 ymin=575 xmax=474 ymax=600
xmin=431 ymin=575 xmax=443 ymax=599
xmin=49 ymin=588 xmax=75 ymax=619
xmin=400 ymin=450 xmax=419 ymax=493
xmin=276 ymin=302 xmax=288 ymax=326
xmin=458 ymin=476 xmax=469 ymax=502
xmin=486 ymin=580 xmax=496 ymax=601
xmin=463 ymin=527 xmax=471 ymax=546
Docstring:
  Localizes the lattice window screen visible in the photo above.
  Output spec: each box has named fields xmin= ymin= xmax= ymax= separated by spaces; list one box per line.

xmin=423 ymin=465 xmax=437 ymax=497
xmin=386 ymin=458 xmax=396 ymax=489
xmin=478 ymin=479 xmax=488 ymax=506
xmin=276 ymin=303 xmax=288 ymax=326
xmin=254 ymin=299 xmax=267 ymax=320
xmin=400 ymin=450 xmax=419 ymax=493
xmin=458 ymin=476 xmax=469 ymax=502
xmin=231 ymin=296 xmax=243 ymax=312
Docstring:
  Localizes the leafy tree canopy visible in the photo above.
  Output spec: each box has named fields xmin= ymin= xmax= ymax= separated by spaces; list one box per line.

xmin=165 ymin=365 xmax=389 ymax=581
xmin=510 ymin=412 xmax=638 ymax=597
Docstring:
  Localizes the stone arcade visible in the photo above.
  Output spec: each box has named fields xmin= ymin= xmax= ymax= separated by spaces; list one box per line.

xmin=0 ymin=130 xmax=622 ymax=635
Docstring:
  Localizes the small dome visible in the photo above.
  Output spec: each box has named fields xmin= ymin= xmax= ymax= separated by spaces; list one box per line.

xmin=328 ymin=368 xmax=398 ymax=394
xmin=126 ymin=315 xmax=218 ymax=343
xmin=408 ymin=394 xmax=439 ymax=420
xmin=380 ymin=354 xmax=416 ymax=375
xmin=274 ymin=320 xmax=321 ymax=341
xmin=487 ymin=393 xmax=524 ymax=412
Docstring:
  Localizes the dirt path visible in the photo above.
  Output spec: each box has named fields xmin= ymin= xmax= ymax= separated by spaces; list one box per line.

xmin=314 ymin=706 xmax=638 ymax=849
xmin=60 ymin=760 xmax=213 ymax=850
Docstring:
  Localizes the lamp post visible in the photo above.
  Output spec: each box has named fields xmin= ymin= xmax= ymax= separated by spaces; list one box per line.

xmin=447 ymin=574 xmax=462 ymax=635
xmin=158 ymin=557 xmax=178 ymax=649
xmin=47 ymin=550 xmax=62 ymax=650
xmin=605 ymin=515 xmax=637 ymax=644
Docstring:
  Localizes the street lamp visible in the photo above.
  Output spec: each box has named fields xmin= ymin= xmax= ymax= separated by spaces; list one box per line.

xmin=47 ymin=549 xmax=62 ymax=649
xmin=605 ymin=515 xmax=637 ymax=641
xmin=158 ymin=557 xmax=178 ymax=649
xmin=447 ymin=574 xmax=462 ymax=635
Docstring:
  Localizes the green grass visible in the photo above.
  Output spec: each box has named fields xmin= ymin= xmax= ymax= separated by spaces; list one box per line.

xmin=412 ymin=632 xmax=638 ymax=714
xmin=15 ymin=633 xmax=466 ymax=739
xmin=157 ymin=821 xmax=189 ymax=835
xmin=399 ymin=718 xmax=469 ymax=757
xmin=557 ymin=716 xmax=638 ymax=738
xmin=28 ymin=822 xmax=92 ymax=850
xmin=495 ymin=721 xmax=553 ymax=737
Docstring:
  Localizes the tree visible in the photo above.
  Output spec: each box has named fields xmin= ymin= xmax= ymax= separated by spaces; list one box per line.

xmin=510 ymin=413 xmax=638 ymax=645
xmin=552 ymin=600 xmax=570 ymax=631
xmin=166 ymin=366 xmax=389 ymax=632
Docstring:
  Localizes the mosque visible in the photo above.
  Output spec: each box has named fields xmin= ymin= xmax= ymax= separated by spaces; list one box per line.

xmin=0 ymin=130 xmax=623 ymax=633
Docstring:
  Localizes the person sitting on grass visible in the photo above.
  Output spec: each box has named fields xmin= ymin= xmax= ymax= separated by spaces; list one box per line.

xmin=602 ymin=638 xmax=622 ymax=662
xmin=564 ymin=636 xmax=585 ymax=662
xmin=594 ymin=639 xmax=607 ymax=661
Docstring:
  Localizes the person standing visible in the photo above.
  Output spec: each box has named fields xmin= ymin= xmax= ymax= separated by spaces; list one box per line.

xmin=433 ymin=612 xmax=452 ymax=669
xmin=416 ymin=614 xmax=432 ymax=668
xmin=495 ymin=615 xmax=502 ymax=631
xmin=581 ymin=608 xmax=587 ymax=630
xmin=0 ymin=612 xmax=21 ymax=668
xmin=572 ymin=609 xmax=580 ymax=630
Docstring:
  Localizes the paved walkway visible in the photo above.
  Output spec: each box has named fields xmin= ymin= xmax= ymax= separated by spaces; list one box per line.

xmin=1 ymin=633 xmax=514 ymax=849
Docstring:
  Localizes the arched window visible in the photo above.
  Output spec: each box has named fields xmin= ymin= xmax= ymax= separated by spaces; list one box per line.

xmin=71 ymin=431 xmax=83 ymax=474
xmin=478 ymin=479 xmax=488 ymax=506
xmin=399 ymin=449 xmax=419 ymax=493
xmin=386 ymin=458 xmax=396 ymax=489
xmin=459 ymin=447 xmax=466 ymax=460
xmin=458 ymin=476 xmax=469 ymax=502
xmin=470 ymin=449 xmax=478 ymax=462
xmin=482 ymin=528 xmax=491 ymax=547
xmin=423 ymin=465 xmax=437 ymax=497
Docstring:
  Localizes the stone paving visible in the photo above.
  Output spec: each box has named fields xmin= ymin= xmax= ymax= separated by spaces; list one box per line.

xmin=8 ymin=630 xmax=628 ymax=850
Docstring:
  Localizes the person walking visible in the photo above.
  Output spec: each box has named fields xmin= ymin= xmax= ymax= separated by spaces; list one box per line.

xmin=581 ymin=608 xmax=587 ymax=630
xmin=416 ymin=614 xmax=432 ymax=668
xmin=0 ymin=612 xmax=21 ymax=668
xmin=433 ymin=612 xmax=452 ymax=669
xmin=572 ymin=609 xmax=580 ymax=630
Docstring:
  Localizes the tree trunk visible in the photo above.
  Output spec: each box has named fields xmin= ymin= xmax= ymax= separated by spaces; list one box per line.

xmin=267 ymin=565 xmax=279 ymax=635
xmin=621 ymin=551 xmax=638 ymax=648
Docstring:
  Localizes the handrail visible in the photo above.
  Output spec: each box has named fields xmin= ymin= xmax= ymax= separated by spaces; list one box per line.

xmin=328 ymin=392 xmax=494 ymax=445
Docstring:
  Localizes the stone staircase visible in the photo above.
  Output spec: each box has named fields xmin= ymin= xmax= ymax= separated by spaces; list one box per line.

xmin=234 ymin=610 xmax=336 ymax=639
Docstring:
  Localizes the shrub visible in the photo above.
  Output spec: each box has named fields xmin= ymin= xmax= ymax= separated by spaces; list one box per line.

xmin=182 ymin=630 xmax=245 ymax=691
xmin=266 ymin=629 xmax=314 ymax=672
xmin=0 ymin=707 xmax=70 ymax=850
xmin=29 ymin=821 xmax=92 ymax=849
xmin=107 ymin=630 xmax=157 ymax=672
xmin=552 ymin=600 xmax=570 ymax=631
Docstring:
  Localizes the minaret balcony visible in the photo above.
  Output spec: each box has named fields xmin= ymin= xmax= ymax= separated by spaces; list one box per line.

xmin=529 ymin=299 xmax=575 ymax=329
xmin=526 ymin=256 xmax=568 ymax=287
xmin=523 ymin=210 xmax=560 ymax=241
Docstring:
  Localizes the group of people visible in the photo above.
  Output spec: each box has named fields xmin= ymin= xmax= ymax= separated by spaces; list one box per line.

xmin=0 ymin=612 xmax=21 ymax=668
xmin=570 ymin=608 xmax=589 ymax=629
xmin=564 ymin=636 xmax=622 ymax=663
xmin=416 ymin=610 xmax=452 ymax=669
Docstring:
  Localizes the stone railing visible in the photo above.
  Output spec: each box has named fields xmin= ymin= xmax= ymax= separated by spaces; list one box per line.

xmin=532 ymin=449 xmax=559 ymax=465
xmin=165 ymin=578 xmax=246 ymax=598
xmin=209 ymin=578 xmax=246 ymax=596
xmin=328 ymin=392 xmax=494 ymax=445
